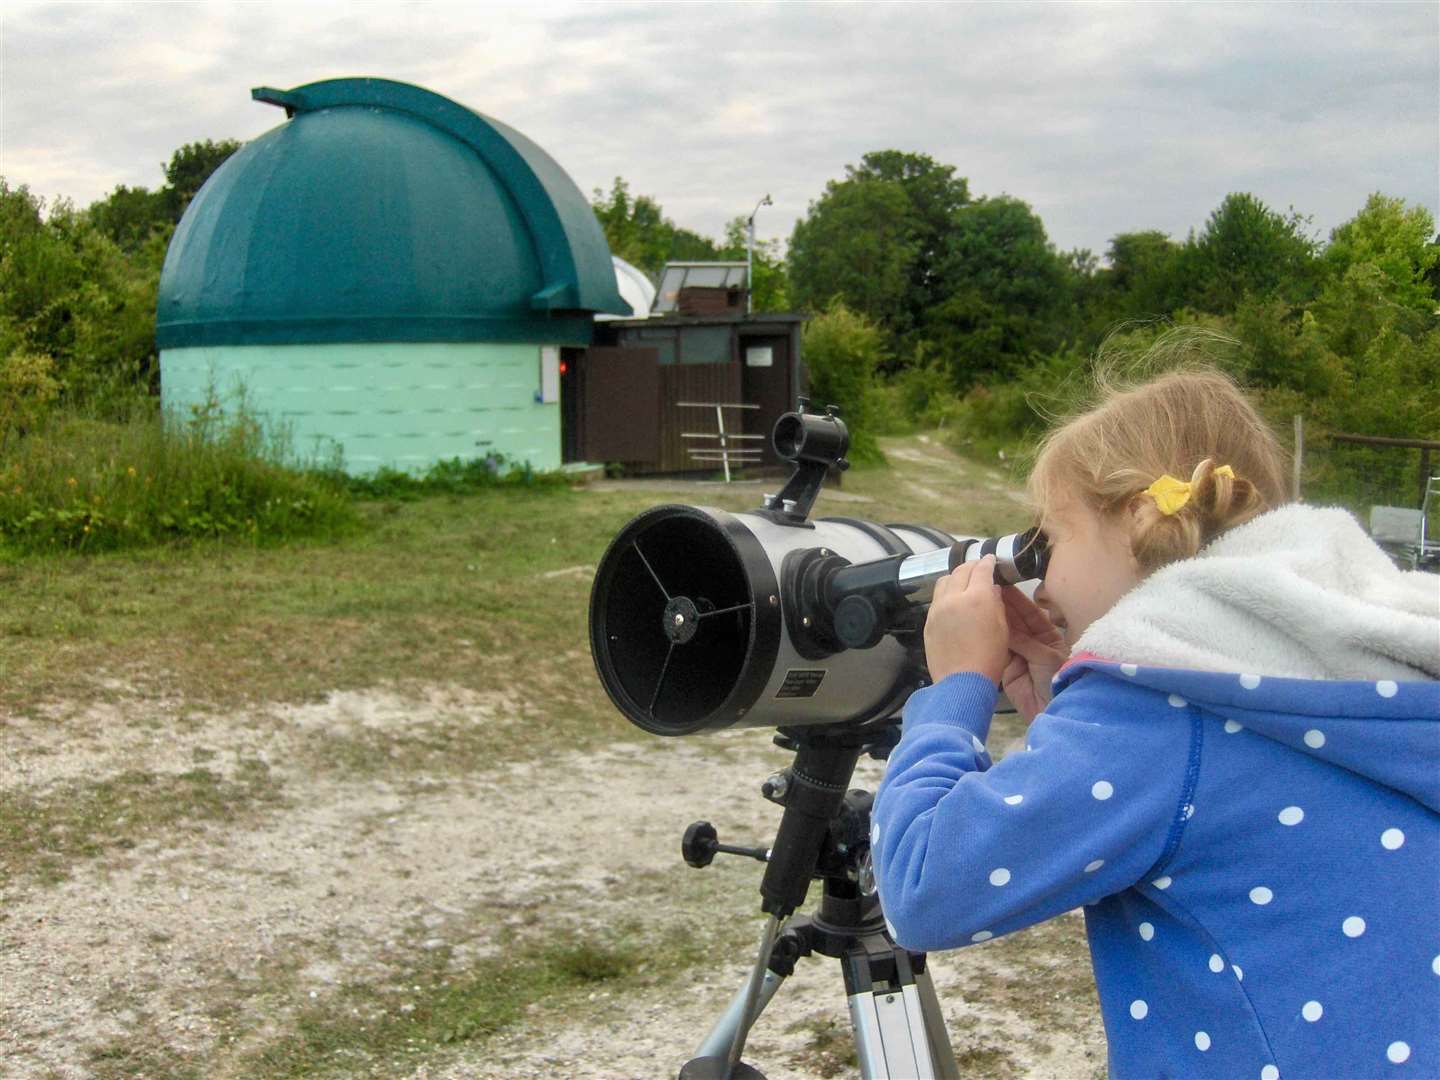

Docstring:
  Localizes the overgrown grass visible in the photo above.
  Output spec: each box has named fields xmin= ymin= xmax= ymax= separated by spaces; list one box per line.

xmin=0 ymin=398 xmax=355 ymax=554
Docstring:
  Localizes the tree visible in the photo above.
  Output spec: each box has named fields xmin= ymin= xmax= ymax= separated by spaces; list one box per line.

xmin=591 ymin=177 xmax=720 ymax=278
xmin=719 ymin=217 xmax=790 ymax=313
xmin=0 ymin=181 xmax=162 ymax=404
xmin=162 ymin=139 xmax=241 ymax=220
xmin=87 ymin=184 xmax=171 ymax=252
xmin=1322 ymin=193 xmax=1438 ymax=314
xmin=1187 ymin=193 xmax=1320 ymax=311
xmin=788 ymin=151 xmax=970 ymax=341
xmin=922 ymin=195 xmax=1069 ymax=384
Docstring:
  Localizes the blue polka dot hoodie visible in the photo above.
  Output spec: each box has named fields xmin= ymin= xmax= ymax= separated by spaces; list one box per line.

xmin=873 ymin=506 xmax=1440 ymax=1079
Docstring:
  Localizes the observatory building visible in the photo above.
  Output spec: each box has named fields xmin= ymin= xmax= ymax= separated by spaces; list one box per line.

xmin=155 ymin=77 xmax=630 ymax=474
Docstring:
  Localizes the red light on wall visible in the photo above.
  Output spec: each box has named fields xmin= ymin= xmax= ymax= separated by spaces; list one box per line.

xmin=559 ymin=361 xmax=568 ymax=375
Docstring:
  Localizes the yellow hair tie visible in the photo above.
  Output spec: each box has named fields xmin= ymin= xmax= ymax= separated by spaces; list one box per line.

xmin=1144 ymin=465 xmax=1235 ymax=515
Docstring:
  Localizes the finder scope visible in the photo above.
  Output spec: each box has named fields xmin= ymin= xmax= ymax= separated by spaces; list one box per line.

xmin=588 ymin=404 xmax=1048 ymax=736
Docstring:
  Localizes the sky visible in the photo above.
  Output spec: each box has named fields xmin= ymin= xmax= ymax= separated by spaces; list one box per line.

xmin=2 ymin=1 xmax=1436 ymax=259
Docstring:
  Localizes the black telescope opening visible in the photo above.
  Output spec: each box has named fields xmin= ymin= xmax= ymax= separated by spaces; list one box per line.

xmin=589 ymin=506 xmax=781 ymax=736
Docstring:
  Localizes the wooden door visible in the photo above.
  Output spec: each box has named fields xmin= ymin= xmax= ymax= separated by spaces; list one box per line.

xmin=580 ymin=346 xmax=661 ymax=463
xmin=740 ymin=334 xmax=793 ymax=467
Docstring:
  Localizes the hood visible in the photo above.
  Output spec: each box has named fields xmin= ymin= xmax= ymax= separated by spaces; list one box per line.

xmin=1077 ymin=503 xmax=1439 ymax=681
xmin=1056 ymin=503 xmax=1440 ymax=812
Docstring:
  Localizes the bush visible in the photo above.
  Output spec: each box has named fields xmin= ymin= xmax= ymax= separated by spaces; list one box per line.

xmin=338 ymin=454 xmax=569 ymax=500
xmin=0 ymin=398 xmax=355 ymax=555
xmin=802 ymin=302 xmax=889 ymax=463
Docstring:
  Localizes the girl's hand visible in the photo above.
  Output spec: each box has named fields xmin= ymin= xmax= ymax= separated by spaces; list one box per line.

xmin=924 ymin=555 xmax=1009 ymax=686
xmin=999 ymin=586 xmax=1071 ymax=723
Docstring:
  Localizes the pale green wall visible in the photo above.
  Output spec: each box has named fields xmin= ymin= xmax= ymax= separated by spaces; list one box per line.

xmin=160 ymin=342 xmax=560 ymax=474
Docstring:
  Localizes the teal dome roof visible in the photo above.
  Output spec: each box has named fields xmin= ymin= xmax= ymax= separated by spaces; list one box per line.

xmin=156 ymin=78 xmax=630 ymax=349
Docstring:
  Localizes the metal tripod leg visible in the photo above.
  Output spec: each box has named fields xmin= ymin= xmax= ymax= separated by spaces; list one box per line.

xmin=846 ymin=946 xmax=960 ymax=1079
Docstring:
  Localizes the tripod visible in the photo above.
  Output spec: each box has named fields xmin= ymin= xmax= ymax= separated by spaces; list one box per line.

xmin=676 ymin=725 xmax=961 ymax=1080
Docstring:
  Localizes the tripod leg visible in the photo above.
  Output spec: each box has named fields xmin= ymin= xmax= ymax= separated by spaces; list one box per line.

xmin=914 ymin=965 xmax=961 ymax=1080
xmin=692 ymin=967 xmax=786 ymax=1061
xmin=845 ymin=943 xmax=959 ymax=1079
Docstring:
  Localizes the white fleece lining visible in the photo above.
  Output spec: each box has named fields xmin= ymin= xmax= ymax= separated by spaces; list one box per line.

xmin=1076 ymin=504 xmax=1440 ymax=682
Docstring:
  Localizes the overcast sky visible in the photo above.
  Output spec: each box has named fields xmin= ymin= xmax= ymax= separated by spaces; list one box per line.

xmin=2 ymin=1 xmax=1436 ymax=259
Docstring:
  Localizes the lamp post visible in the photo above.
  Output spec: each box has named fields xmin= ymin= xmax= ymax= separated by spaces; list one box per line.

xmin=746 ymin=194 xmax=772 ymax=315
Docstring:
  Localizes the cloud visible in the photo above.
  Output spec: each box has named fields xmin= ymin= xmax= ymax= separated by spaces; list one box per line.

xmin=1 ymin=0 xmax=1434 ymax=254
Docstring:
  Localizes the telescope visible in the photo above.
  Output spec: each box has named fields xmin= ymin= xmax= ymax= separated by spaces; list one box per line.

xmin=589 ymin=403 xmax=1048 ymax=737
xmin=587 ymin=402 xmax=1049 ymax=1080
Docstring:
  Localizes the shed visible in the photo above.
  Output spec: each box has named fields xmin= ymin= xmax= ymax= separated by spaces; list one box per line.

xmin=156 ymin=77 xmax=630 ymax=474
xmin=561 ymin=306 xmax=805 ymax=474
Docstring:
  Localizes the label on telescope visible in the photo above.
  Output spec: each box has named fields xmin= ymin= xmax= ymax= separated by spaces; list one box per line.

xmin=775 ymin=668 xmax=826 ymax=698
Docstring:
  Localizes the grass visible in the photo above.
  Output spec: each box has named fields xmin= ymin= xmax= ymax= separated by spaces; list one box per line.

xmin=0 ymin=757 xmax=283 ymax=884
xmin=0 ymin=434 xmax=1030 ymax=741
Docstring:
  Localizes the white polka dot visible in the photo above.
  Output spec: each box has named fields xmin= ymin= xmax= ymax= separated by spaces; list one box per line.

xmin=971 ymin=734 xmax=987 ymax=754
xmin=1343 ymin=916 xmax=1366 ymax=938
xmin=1120 ymin=663 xmax=1138 ymax=676
xmin=1381 ymin=828 xmax=1405 ymax=850
xmin=1302 ymin=1000 xmax=1323 ymax=1022
xmin=1278 ymin=806 xmax=1304 ymax=826
xmin=1376 ymin=680 xmax=1398 ymax=698
xmin=1233 ymin=964 xmax=1244 ymax=981
xmin=1304 ymin=729 xmax=1326 ymax=749
xmin=1250 ymin=886 xmax=1274 ymax=906
xmin=1092 ymin=780 xmax=1114 ymax=800
xmin=1224 ymin=719 xmax=1245 ymax=734
xmin=1432 ymin=953 xmax=1440 ymax=976
xmin=1085 ymin=859 xmax=1105 ymax=873
xmin=970 ymin=930 xmax=992 ymax=942
xmin=1239 ymin=673 xmax=1262 ymax=689
xmin=1184 ymin=803 xmax=1195 ymax=820
xmin=1195 ymin=1031 xmax=1211 ymax=1051
xmin=1388 ymin=1042 xmax=1410 ymax=1064
xmin=1209 ymin=954 xmax=1225 ymax=973
xmin=989 ymin=867 xmax=1011 ymax=886
xmin=1168 ymin=693 xmax=1188 ymax=708
xmin=1261 ymin=1066 xmax=1279 ymax=1080
xmin=1152 ymin=875 xmax=1172 ymax=890
xmin=1130 ymin=999 xmax=1148 ymax=1020
xmin=1003 ymin=794 xmax=1023 ymax=806
xmin=1139 ymin=922 xmax=1154 ymax=941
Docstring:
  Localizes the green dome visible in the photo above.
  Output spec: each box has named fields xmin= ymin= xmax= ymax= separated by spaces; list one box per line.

xmin=156 ymin=78 xmax=629 ymax=349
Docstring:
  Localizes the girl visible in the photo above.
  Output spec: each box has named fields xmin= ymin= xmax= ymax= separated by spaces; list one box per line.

xmin=871 ymin=363 xmax=1439 ymax=1079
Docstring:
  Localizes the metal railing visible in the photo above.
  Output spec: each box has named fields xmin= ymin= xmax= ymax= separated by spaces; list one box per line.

xmin=679 ymin=401 xmax=764 ymax=483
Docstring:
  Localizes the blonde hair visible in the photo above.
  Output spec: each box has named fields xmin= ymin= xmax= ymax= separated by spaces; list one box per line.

xmin=1027 ymin=332 xmax=1291 ymax=572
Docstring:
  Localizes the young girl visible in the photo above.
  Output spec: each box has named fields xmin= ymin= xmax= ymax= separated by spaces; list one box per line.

xmin=872 ymin=363 xmax=1439 ymax=1079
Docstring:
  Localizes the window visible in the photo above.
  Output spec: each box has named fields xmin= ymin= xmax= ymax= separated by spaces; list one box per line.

xmin=680 ymin=325 xmax=732 ymax=365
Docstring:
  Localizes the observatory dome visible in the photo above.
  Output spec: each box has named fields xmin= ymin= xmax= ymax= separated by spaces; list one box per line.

xmin=156 ymin=77 xmax=629 ymax=349
xmin=598 ymin=255 xmax=657 ymax=321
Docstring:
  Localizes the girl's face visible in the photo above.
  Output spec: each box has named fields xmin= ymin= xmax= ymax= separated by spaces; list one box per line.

xmin=1034 ymin=498 xmax=1143 ymax=647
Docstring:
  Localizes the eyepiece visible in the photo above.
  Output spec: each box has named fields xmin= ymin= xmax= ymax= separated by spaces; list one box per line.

xmin=954 ymin=527 xmax=1050 ymax=585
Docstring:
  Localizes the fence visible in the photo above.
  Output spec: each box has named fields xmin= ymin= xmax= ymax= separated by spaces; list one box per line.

xmin=1296 ymin=418 xmax=1439 ymax=517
